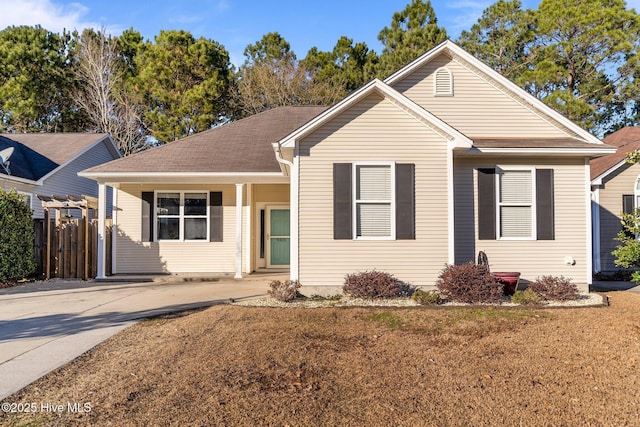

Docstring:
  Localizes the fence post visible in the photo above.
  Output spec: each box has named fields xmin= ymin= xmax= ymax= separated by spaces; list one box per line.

xmin=44 ymin=208 xmax=51 ymax=280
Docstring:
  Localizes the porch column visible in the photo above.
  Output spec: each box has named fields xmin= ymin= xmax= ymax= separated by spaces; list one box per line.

xmin=96 ymin=182 xmax=107 ymax=279
xmin=290 ymin=155 xmax=299 ymax=281
xmin=235 ymin=183 xmax=244 ymax=279
xmin=111 ymin=185 xmax=117 ymax=275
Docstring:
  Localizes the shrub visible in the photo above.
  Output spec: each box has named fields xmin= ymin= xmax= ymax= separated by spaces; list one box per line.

xmin=0 ymin=189 xmax=35 ymax=283
xmin=511 ymin=289 xmax=542 ymax=305
xmin=268 ymin=280 xmax=301 ymax=302
xmin=529 ymin=275 xmax=580 ymax=301
xmin=343 ymin=270 xmax=413 ymax=299
xmin=436 ymin=262 xmax=504 ymax=304
xmin=411 ymin=289 xmax=440 ymax=305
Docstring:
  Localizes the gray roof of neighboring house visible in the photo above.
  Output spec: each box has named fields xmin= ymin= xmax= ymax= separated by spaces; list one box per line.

xmin=590 ymin=127 xmax=640 ymax=180
xmin=84 ymin=106 xmax=328 ymax=174
xmin=0 ymin=133 xmax=111 ymax=181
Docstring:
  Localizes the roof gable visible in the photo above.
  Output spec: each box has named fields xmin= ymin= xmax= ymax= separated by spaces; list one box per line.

xmin=385 ymin=40 xmax=603 ymax=145
xmin=0 ymin=133 xmax=113 ymax=182
xmin=279 ymin=79 xmax=473 ymax=150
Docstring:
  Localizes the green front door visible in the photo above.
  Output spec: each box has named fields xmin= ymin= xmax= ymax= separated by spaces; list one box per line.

xmin=269 ymin=208 xmax=290 ymax=266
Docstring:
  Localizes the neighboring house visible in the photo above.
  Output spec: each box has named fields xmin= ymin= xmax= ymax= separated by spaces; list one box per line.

xmin=590 ymin=127 xmax=640 ymax=274
xmin=80 ymin=41 xmax=614 ymax=292
xmin=0 ymin=133 xmax=120 ymax=218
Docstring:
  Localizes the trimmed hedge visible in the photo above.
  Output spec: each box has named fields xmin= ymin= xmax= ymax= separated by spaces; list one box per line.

xmin=343 ymin=270 xmax=414 ymax=299
xmin=436 ymin=262 xmax=504 ymax=304
xmin=0 ymin=189 xmax=35 ymax=282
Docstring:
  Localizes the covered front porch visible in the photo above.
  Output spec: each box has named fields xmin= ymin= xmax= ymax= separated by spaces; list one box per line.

xmin=92 ymin=179 xmax=291 ymax=280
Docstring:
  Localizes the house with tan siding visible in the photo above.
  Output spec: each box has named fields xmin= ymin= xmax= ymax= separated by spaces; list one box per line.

xmin=0 ymin=133 xmax=120 ymax=218
xmin=80 ymin=41 xmax=615 ymax=292
xmin=590 ymin=127 xmax=640 ymax=274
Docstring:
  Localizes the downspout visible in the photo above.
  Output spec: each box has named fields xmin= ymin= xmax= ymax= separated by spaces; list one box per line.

xmin=273 ymin=144 xmax=293 ymax=174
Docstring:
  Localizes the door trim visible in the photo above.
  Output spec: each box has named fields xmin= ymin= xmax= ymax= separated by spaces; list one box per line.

xmin=266 ymin=205 xmax=290 ymax=268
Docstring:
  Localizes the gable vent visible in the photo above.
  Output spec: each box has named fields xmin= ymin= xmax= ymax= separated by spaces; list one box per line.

xmin=434 ymin=67 xmax=453 ymax=96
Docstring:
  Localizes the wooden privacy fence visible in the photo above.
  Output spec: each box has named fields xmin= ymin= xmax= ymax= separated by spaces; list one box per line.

xmin=33 ymin=194 xmax=111 ymax=280
xmin=33 ymin=218 xmax=112 ymax=279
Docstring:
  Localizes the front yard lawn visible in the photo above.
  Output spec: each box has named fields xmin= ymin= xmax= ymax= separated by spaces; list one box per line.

xmin=2 ymin=292 xmax=639 ymax=426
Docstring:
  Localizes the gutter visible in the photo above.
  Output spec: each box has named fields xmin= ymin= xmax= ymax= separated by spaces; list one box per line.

xmin=272 ymin=143 xmax=292 ymax=176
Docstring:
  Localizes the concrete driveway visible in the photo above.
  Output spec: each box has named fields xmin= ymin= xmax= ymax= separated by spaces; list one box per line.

xmin=0 ymin=275 xmax=272 ymax=400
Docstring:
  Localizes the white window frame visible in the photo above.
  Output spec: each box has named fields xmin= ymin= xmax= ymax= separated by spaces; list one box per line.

xmin=155 ymin=191 xmax=209 ymax=242
xmin=634 ymin=175 xmax=640 ymax=211
xmin=352 ymin=162 xmax=396 ymax=241
xmin=496 ymin=167 xmax=537 ymax=240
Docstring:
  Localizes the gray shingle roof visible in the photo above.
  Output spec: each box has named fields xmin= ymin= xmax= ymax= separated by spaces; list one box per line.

xmin=84 ymin=106 xmax=328 ymax=174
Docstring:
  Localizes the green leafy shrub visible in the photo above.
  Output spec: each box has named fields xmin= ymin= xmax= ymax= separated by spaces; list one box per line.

xmin=436 ymin=262 xmax=504 ymax=304
xmin=529 ymin=275 xmax=580 ymax=301
xmin=411 ymin=289 xmax=440 ymax=305
xmin=612 ymin=211 xmax=640 ymax=284
xmin=268 ymin=280 xmax=301 ymax=302
xmin=343 ymin=270 xmax=413 ymax=299
xmin=0 ymin=189 xmax=35 ymax=283
xmin=511 ymin=289 xmax=542 ymax=305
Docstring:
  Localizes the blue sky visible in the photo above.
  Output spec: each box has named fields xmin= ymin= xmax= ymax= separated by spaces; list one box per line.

xmin=1 ymin=0 xmax=639 ymax=66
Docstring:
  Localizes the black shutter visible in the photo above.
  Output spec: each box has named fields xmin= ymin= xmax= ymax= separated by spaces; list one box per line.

xmin=141 ymin=192 xmax=154 ymax=242
xmin=623 ymin=195 xmax=634 ymax=215
xmin=334 ymin=163 xmax=352 ymax=239
xmin=536 ymin=169 xmax=555 ymax=240
xmin=210 ymin=191 xmax=223 ymax=242
xmin=477 ymin=168 xmax=496 ymax=240
xmin=396 ymin=164 xmax=415 ymax=239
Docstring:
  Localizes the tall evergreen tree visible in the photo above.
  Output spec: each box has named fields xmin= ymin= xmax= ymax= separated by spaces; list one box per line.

xmin=523 ymin=0 xmax=639 ymax=133
xmin=302 ymin=36 xmax=378 ymax=93
xmin=376 ymin=0 xmax=447 ymax=78
xmin=458 ymin=0 xmax=534 ymax=82
xmin=134 ymin=30 xmax=233 ymax=143
xmin=243 ymin=31 xmax=295 ymax=65
xmin=0 ymin=25 xmax=82 ymax=132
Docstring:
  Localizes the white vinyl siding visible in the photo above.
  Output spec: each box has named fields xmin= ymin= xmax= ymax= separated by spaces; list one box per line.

xmin=391 ymin=53 xmax=577 ymax=138
xmin=498 ymin=169 xmax=534 ymax=239
xmin=115 ymin=184 xmax=247 ymax=274
xmin=355 ymin=164 xmax=393 ymax=239
xmin=298 ymin=93 xmax=449 ymax=287
xmin=454 ymin=156 xmax=589 ymax=291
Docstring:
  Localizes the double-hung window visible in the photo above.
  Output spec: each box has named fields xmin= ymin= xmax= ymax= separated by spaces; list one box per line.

xmin=156 ymin=192 xmax=208 ymax=241
xmin=498 ymin=169 xmax=535 ymax=239
xmin=354 ymin=163 xmax=395 ymax=239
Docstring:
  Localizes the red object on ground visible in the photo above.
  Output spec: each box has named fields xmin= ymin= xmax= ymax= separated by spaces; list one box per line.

xmin=493 ymin=272 xmax=521 ymax=296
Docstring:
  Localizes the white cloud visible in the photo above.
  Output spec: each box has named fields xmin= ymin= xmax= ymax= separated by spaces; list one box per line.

xmin=0 ymin=0 xmax=100 ymax=33
xmin=443 ymin=0 xmax=493 ymax=34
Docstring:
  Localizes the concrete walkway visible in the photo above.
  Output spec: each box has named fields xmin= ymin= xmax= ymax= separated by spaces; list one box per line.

xmin=0 ymin=275 xmax=274 ymax=400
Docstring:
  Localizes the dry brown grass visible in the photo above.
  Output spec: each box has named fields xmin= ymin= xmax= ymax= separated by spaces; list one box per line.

xmin=2 ymin=292 xmax=639 ymax=427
